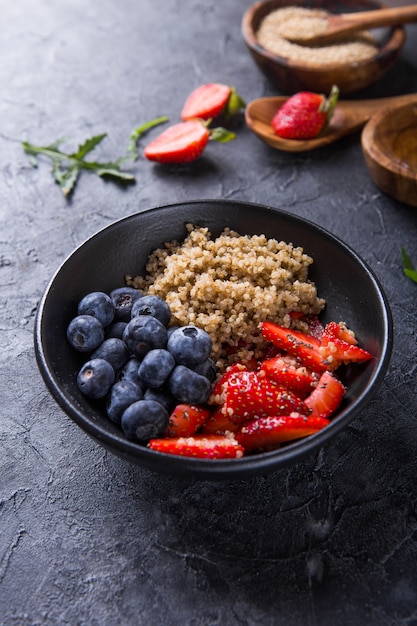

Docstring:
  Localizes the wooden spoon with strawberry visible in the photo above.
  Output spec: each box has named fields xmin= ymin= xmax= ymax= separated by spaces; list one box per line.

xmin=245 ymin=91 xmax=417 ymax=152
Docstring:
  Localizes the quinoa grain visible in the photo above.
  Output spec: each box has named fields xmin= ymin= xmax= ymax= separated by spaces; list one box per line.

xmin=256 ymin=7 xmax=379 ymax=67
xmin=126 ymin=225 xmax=325 ymax=369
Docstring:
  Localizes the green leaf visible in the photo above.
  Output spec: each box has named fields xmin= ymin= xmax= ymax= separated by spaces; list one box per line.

xmin=127 ymin=116 xmax=169 ymax=160
xmin=209 ymin=127 xmax=236 ymax=143
xmin=401 ymin=246 xmax=417 ymax=283
xmin=225 ymin=87 xmax=246 ymax=118
xmin=69 ymin=133 xmax=107 ymax=159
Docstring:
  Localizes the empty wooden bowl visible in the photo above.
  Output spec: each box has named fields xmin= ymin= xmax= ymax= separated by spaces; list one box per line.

xmin=241 ymin=0 xmax=406 ymax=95
xmin=361 ymin=97 xmax=417 ymax=207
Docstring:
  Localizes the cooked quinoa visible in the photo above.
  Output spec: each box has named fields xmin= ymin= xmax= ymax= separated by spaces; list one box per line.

xmin=126 ymin=224 xmax=325 ymax=369
xmin=256 ymin=7 xmax=379 ymax=67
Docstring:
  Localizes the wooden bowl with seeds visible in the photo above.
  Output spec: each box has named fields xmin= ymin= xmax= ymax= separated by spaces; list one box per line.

xmin=241 ymin=0 xmax=405 ymax=95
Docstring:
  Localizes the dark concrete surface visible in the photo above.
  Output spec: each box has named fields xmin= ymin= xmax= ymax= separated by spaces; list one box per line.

xmin=1 ymin=1 xmax=417 ymax=624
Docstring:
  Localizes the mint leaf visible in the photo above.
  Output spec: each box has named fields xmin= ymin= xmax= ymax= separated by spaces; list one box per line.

xmin=401 ymin=247 xmax=417 ymax=284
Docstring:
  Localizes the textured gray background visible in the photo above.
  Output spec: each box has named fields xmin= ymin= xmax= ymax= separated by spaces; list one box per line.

xmin=1 ymin=1 xmax=417 ymax=624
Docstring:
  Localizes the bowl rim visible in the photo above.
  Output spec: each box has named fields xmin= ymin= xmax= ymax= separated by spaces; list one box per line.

xmin=241 ymin=0 xmax=406 ymax=72
xmin=361 ymin=97 xmax=417 ymax=182
xmin=34 ymin=199 xmax=394 ymax=479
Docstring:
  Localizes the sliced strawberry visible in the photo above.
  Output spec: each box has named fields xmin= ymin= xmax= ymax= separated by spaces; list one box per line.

xmin=148 ymin=434 xmax=244 ymax=459
xmin=181 ymin=83 xmax=231 ymax=121
xmin=319 ymin=324 xmax=373 ymax=370
xmin=236 ymin=413 xmax=330 ymax=452
xmin=165 ymin=404 xmax=211 ymax=438
xmin=144 ymin=121 xmax=209 ymax=163
xmin=271 ymin=85 xmax=339 ymax=140
xmin=209 ymin=363 xmax=247 ymax=405
xmin=260 ymin=321 xmax=326 ymax=373
xmin=219 ymin=369 xmax=309 ymax=423
xmin=260 ymin=354 xmax=319 ymax=397
xmin=322 ymin=321 xmax=358 ymax=345
xmin=201 ymin=409 xmax=240 ymax=434
xmin=304 ymin=371 xmax=345 ymax=419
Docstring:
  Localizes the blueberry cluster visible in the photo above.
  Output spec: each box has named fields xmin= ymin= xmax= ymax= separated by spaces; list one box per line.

xmin=66 ymin=288 xmax=216 ymax=443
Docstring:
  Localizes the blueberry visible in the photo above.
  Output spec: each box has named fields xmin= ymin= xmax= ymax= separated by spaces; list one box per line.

xmin=117 ymin=357 xmax=144 ymax=389
xmin=77 ymin=291 xmax=115 ymax=327
xmin=138 ymin=349 xmax=175 ymax=388
xmin=144 ymin=388 xmax=176 ymax=413
xmin=167 ymin=326 xmax=212 ymax=367
xmin=193 ymin=358 xmax=217 ymax=382
xmin=105 ymin=321 xmax=127 ymax=340
xmin=106 ymin=380 xmax=143 ymax=425
xmin=121 ymin=400 xmax=169 ymax=441
xmin=168 ymin=365 xmax=211 ymax=405
xmin=77 ymin=358 xmax=115 ymax=399
xmin=67 ymin=315 xmax=105 ymax=352
xmin=110 ymin=287 xmax=142 ymax=322
xmin=123 ymin=315 xmax=168 ymax=358
xmin=131 ymin=295 xmax=171 ymax=326
xmin=92 ymin=338 xmax=130 ymax=372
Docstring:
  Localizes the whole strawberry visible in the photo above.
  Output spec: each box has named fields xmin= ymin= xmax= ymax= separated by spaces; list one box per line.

xmin=272 ymin=85 xmax=339 ymax=140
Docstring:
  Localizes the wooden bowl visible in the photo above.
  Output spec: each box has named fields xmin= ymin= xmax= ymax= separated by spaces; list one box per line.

xmin=361 ymin=97 xmax=417 ymax=207
xmin=241 ymin=0 xmax=406 ymax=95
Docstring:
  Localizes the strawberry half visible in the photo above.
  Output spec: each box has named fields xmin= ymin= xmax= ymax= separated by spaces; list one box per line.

xmin=181 ymin=83 xmax=246 ymax=121
xmin=304 ymin=371 xmax=345 ymax=419
xmin=144 ymin=120 xmax=235 ymax=164
xmin=218 ymin=369 xmax=309 ymax=424
xmin=148 ymin=434 xmax=244 ymax=459
xmin=144 ymin=120 xmax=209 ymax=163
xmin=236 ymin=413 xmax=330 ymax=453
xmin=271 ymin=85 xmax=339 ymax=140
xmin=165 ymin=404 xmax=211 ymax=438
xmin=260 ymin=321 xmax=326 ymax=373
xmin=260 ymin=354 xmax=319 ymax=397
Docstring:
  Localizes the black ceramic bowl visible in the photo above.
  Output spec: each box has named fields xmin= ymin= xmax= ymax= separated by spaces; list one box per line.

xmin=34 ymin=200 xmax=393 ymax=480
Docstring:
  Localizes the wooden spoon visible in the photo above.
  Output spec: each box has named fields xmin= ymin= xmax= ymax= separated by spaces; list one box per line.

xmin=245 ymin=94 xmax=417 ymax=152
xmin=286 ymin=4 xmax=417 ymax=46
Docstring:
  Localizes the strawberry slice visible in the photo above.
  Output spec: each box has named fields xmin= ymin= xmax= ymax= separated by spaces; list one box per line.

xmin=148 ymin=434 xmax=244 ymax=459
xmin=260 ymin=354 xmax=319 ymax=397
xmin=181 ymin=83 xmax=246 ymax=121
xmin=144 ymin=120 xmax=235 ymax=164
xmin=201 ymin=409 xmax=240 ymax=434
xmin=260 ymin=321 xmax=326 ymax=373
xmin=271 ymin=85 xmax=339 ymax=140
xmin=319 ymin=325 xmax=373 ymax=370
xmin=236 ymin=413 xmax=330 ymax=452
xmin=219 ymin=369 xmax=309 ymax=424
xmin=165 ymin=404 xmax=211 ymax=438
xmin=209 ymin=363 xmax=247 ymax=405
xmin=181 ymin=83 xmax=231 ymax=120
xmin=304 ymin=371 xmax=345 ymax=419
xmin=322 ymin=321 xmax=358 ymax=345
